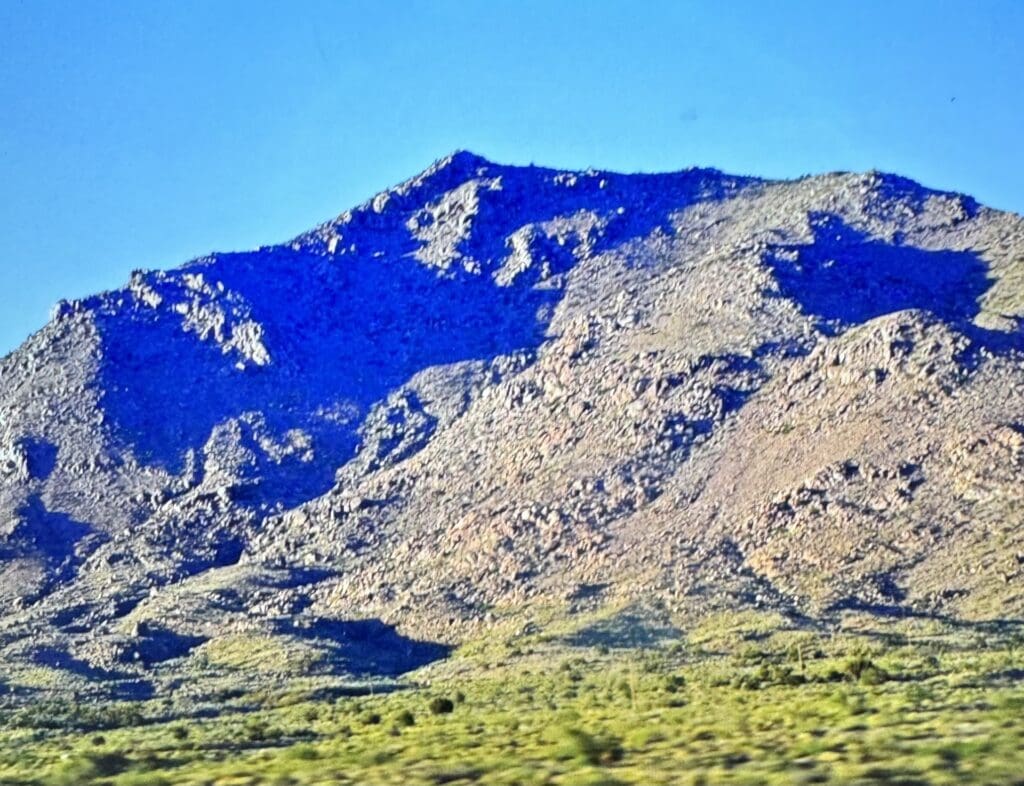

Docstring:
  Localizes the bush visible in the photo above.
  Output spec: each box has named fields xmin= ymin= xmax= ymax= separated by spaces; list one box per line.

xmin=844 ymin=656 xmax=889 ymax=685
xmin=554 ymin=727 xmax=624 ymax=765
xmin=46 ymin=752 xmax=131 ymax=785
xmin=859 ymin=663 xmax=890 ymax=686
xmin=664 ymin=674 xmax=686 ymax=693
xmin=395 ymin=709 xmax=415 ymax=727
xmin=361 ymin=711 xmax=382 ymax=725
xmin=283 ymin=744 xmax=319 ymax=761
xmin=244 ymin=719 xmax=279 ymax=741
xmin=732 ymin=664 xmax=805 ymax=690
xmin=429 ymin=697 xmax=455 ymax=715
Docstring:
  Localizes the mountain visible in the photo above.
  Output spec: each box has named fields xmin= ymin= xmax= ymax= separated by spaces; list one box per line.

xmin=3 ymin=151 xmax=1024 ymax=693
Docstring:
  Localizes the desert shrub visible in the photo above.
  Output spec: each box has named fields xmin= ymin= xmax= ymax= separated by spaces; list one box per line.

xmin=283 ymin=743 xmax=319 ymax=760
xmin=14 ymin=700 xmax=147 ymax=732
xmin=721 ymin=751 xmax=751 ymax=768
xmin=859 ymin=663 xmax=890 ymax=686
xmin=735 ymin=645 xmax=767 ymax=665
xmin=732 ymin=664 xmax=805 ymax=689
xmin=46 ymin=752 xmax=131 ymax=785
xmin=429 ymin=697 xmax=455 ymax=714
xmin=904 ymin=683 xmax=934 ymax=707
xmin=170 ymin=724 xmax=189 ymax=741
xmin=554 ymin=727 xmax=624 ymax=765
xmin=773 ymin=664 xmax=806 ymax=686
xmin=844 ymin=655 xmax=872 ymax=680
xmin=844 ymin=655 xmax=889 ymax=684
xmin=395 ymin=709 xmax=415 ymax=727
xmin=76 ymin=703 xmax=146 ymax=731
xmin=880 ymin=632 xmax=909 ymax=648
xmin=664 ymin=674 xmax=686 ymax=693
xmin=244 ymin=718 xmax=277 ymax=741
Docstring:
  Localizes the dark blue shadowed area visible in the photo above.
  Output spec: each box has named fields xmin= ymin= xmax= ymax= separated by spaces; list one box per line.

xmin=765 ymin=213 xmax=991 ymax=331
xmin=92 ymin=162 xmax=755 ymax=512
xmin=277 ymin=617 xmax=452 ymax=676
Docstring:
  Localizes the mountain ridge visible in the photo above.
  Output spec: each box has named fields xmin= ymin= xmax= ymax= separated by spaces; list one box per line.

xmin=2 ymin=153 xmax=1024 ymax=696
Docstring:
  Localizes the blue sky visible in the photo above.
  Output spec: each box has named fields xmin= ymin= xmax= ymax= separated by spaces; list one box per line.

xmin=1 ymin=0 xmax=1022 ymax=355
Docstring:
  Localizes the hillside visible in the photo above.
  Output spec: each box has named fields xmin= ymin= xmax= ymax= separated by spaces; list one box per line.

xmin=2 ymin=152 xmax=1024 ymax=696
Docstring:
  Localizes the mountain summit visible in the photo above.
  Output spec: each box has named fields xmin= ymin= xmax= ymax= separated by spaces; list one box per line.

xmin=3 ymin=153 xmax=1024 ymax=688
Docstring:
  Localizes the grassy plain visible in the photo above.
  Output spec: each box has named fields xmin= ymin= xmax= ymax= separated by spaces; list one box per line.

xmin=2 ymin=609 xmax=1023 ymax=785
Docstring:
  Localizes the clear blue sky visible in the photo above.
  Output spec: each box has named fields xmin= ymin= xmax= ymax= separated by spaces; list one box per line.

xmin=1 ymin=0 xmax=1022 ymax=355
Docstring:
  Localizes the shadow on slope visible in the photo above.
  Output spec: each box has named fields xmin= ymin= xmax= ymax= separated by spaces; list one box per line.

xmin=0 ymin=495 xmax=99 ymax=587
xmin=564 ymin=605 xmax=682 ymax=650
xmin=32 ymin=646 xmax=125 ymax=681
xmin=281 ymin=617 xmax=451 ymax=677
xmin=94 ymin=161 xmax=754 ymax=512
xmin=765 ymin=213 xmax=991 ymax=332
xmin=12 ymin=437 xmax=58 ymax=481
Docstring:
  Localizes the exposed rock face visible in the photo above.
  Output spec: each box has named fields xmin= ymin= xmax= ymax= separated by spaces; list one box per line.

xmin=3 ymin=151 xmax=1024 ymax=676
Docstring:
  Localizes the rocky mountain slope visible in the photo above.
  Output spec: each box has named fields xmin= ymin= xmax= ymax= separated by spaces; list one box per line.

xmin=3 ymin=151 xmax=1024 ymax=689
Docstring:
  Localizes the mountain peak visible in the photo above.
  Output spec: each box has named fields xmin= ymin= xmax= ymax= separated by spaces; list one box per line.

xmin=436 ymin=148 xmax=495 ymax=170
xmin=389 ymin=149 xmax=500 ymax=199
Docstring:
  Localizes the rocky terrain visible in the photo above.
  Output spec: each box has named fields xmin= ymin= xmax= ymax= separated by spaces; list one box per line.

xmin=3 ymin=151 xmax=1024 ymax=692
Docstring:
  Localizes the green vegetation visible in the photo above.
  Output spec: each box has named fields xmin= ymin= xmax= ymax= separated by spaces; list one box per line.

xmin=194 ymin=633 xmax=324 ymax=674
xmin=2 ymin=611 xmax=1024 ymax=785
xmin=428 ymin=697 xmax=455 ymax=715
